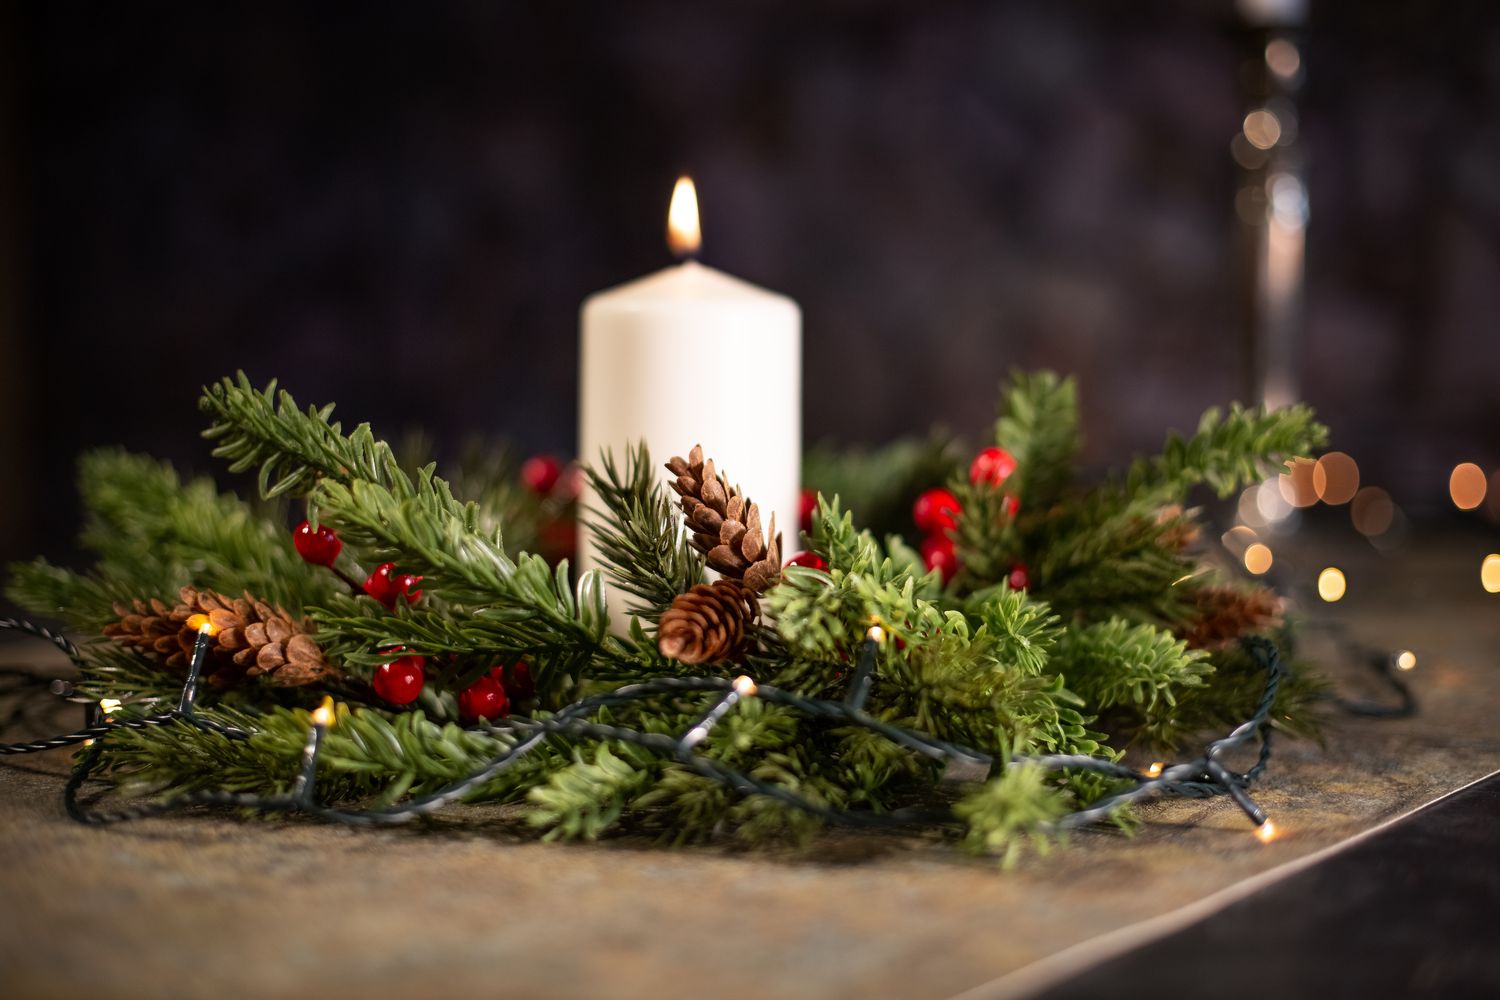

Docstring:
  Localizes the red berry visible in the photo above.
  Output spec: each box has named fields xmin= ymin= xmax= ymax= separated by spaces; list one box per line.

xmin=539 ymin=518 xmax=578 ymax=561
xmin=364 ymin=562 xmax=399 ymax=607
xmin=970 ymin=447 xmax=1018 ymax=487
xmin=458 ymin=676 xmax=510 ymax=722
xmin=393 ymin=573 xmax=424 ymax=606
xmin=557 ymin=464 xmax=585 ymax=503
xmin=784 ymin=550 xmax=829 ymax=571
xmin=912 ymin=488 xmax=962 ymax=534
xmin=798 ymin=488 xmax=818 ymax=532
xmin=1002 ymin=495 xmax=1020 ymax=519
xmin=489 ymin=661 xmax=535 ymax=702
xmin=520 ymin=455 xmax=562 ymax=495
xmin=292 ymin=519 xmax=342 ymax=566
xmin=372 ymin=655 xmax=425 ymax=705
xmin=921 ymin=535 xmax=959 ymax=583
xmin=1008 ymin=563 xmax=1031 ymax=590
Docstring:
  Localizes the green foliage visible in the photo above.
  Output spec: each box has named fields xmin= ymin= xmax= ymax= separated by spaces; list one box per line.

xmin=1125 ymin=402 xmax=1329 ymax=503
xmin=7 ymin=450 xmax=332 ymax=624
xmin=4 ymin=371 xmax=1332 ymax=862
xmin=995 ymin=369 xmax=1080 ymax=511
xmin=954 ymin=763 xmax=1073 ymax=868
xmin=1052 ymin=618 xmax=1212 ymax=731
xmin=584 ymin=442 xmax=704 ymax=621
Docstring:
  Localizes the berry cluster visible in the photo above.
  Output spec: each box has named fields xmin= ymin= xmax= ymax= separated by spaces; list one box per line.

xmin=290 ymin=503 xmax=535 ymax=718
xmin=912 ymin=446 xmax=1027 ymax=588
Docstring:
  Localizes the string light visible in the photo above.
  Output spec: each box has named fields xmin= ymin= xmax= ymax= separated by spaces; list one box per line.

xmin=1394 ymin=650 xmax=1417 ymax=672
xmin=1 ymin=616 xmax=1295 ymax=842
xmin=866 ymin=623 xmax=887 ymax=645
xmin=98 ymin=698 xmax=122 ymax=716
xmin=186 ymin=613 xmax=219 ymax=636
xmin=1146 ymin=762 xmax=1164 ymax=778
xmin=309 ymin=697 xmax=335 ymax=729
xmin=1482 ymin=554 xmax=1500 ymax=594
xmin=1256 ymin=819 xmax=1278 ymax=844
xmin=1312 ymin=452 xmax=1360 ymax=505
xmin=1244 ymin=543 xmax=1274 ymax=575
xmin=1317 ymin=567 xmax=1347 ymax=602
xmin=1449 ymin=463 xmax=1486 ymax=511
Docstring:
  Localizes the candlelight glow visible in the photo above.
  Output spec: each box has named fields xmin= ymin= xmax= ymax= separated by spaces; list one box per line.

xmin=667 ymin=176 xmax=701 ymax=257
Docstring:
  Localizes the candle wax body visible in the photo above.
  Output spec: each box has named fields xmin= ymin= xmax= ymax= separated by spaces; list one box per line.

xmin=578 ymin=260 xmax=801 ymax=628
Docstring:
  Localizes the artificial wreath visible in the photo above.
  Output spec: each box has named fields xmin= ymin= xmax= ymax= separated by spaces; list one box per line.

xmin=3 ymin=371 xmax=1330 ymax=860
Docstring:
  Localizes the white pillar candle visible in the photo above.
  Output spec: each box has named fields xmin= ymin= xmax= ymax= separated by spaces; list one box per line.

xmin=578 ymin=177 xmax=801 ymax=627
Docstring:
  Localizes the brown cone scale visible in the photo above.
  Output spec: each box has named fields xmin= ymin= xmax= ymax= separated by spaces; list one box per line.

xmin=105 ymin=586 xmax=340 ymax=688
xmin=665 ymin=445 xmax=782 ymax=594
xmin=657 ymin=580 xmax=758 ymax=665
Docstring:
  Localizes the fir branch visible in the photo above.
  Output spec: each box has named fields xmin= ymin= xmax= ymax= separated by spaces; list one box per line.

xmin=954 ymin=763 xmax=1073 ymax=868
xmin=527 ymin=742 xmax=657 ymax=840
xmin=1125 ymin=402 xmax=1329 ymax=503
xmin=95 ymin=703 xmax=556 ymax=807
xmin=1052 ymin=618 xmax=1213 ymax=720
xmin=584 ymin=442 xmax=704 ymax=621
xmin=6 ymin=450 xmax=332 ymax=625
xmin=199 ymin=372 xmax=414 ymax=500
xmin=995 ymin=370 xmax=1081 ymax=511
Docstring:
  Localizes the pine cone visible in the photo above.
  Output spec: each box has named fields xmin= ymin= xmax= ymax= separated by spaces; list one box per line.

xmin=665 ymin=445 xmax=782 ymax=593
xmin=1177 ymin=585 xmax=1284 ymax=650
xmin=105 ymin=586 xmax=340 ymax=688
xmin=658 ymin=580 xmax=758 ymax=665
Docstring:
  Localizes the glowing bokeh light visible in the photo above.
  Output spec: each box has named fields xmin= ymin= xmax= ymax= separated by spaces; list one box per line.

xmin=1256 ymin=820 xmax=1278 ymax=844
xmin=1244 ymin=543 xmax=1274 ymax=575
xmin=1317 ymin=567 xmax=1347 ymax=602
xmin=1482 ymin=554 xmax=1500 ymax=594
xmin=1350 ymin=487 xmax=1396 ymax=537
xmin=1313 ymin=452 xmax=1360 ymax=505
xmin=1278 ymin=458 xmax=1319 ymax=507
xmin=1265 ymin=39 xmax=1301 ymax=78
xmin=1395 ymin=650 xmax=1417 ymax=672
xmin=1255 ymin=479 xmax=1294 ymax=523
xmin=1222 ymin=525 xmax=1259 ymax=556
xmin=1243 ymin=109 xmax=1282 ymax=150
xmin=1449 ymin=463 xmax=1487 ymax=510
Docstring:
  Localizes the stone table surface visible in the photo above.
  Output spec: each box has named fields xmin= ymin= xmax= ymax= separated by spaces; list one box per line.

xmin=3 ymin=533 xmax=1498 ymax=1000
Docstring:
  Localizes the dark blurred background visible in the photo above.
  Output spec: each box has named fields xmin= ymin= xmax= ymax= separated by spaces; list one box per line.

xmin=2 ymin=0 xmax=1498 ymax=573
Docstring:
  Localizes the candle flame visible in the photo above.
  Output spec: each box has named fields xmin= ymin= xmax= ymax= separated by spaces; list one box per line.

xmin=667 ymin=176 xmax=701 ymax=257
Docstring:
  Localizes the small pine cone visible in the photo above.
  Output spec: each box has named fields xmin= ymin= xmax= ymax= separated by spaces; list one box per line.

xmin=106 ymin=586 xmax=340 ymax=688
xmin=665 ymin=445 xmax=782 ymax=593
xmin=1155 ymin=505 xmax=1201 ymax=551
xmin=103 ymin=598 xmax=180 ymax=660
xmin=658 ymin=580 xmax=758 ymax=665
xmin=1178 ymin=585 xmax=1284 ymax=650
